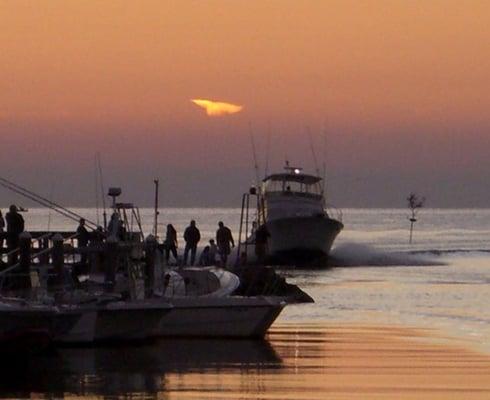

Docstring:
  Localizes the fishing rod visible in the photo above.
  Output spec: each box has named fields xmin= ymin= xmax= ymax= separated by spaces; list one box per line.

xmin=306 ymin=126 xmax=321 ymax=177
xmin=96 ymin=153 xmax=107 ymax=230
xmin=248 ymin=121 xmax=261 ymax=188
xmin=264 ymin=121 xmax=271 ymax=178
xmin=321 ymin=119 xmax=328 ymax=197
xmin=0 ymin=176 xmax=98 ymax=229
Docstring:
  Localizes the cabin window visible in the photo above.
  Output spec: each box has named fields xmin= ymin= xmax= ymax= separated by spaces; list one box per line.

xmin=264 ymin=179 xmax=322 ymax=195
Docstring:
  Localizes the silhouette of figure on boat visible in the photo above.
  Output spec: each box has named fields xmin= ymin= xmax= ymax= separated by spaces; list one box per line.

xmin=216 ymin=221 xmax=234 ymax=267
xmin=199 ymin=245 xmax=213 ymax=266
xmin=107 ymin=212 xmax=125 ymax=240
xmin=76 ymin=218 xmax=90 ymax=271
xmin=208 ymin=239 xmax=218 ymax=264
xmin=183 ymin=220 xmax=200 ymax=266
xmin=164 ymin=224 xmax=178 ymax=264
xmin=6 ymin=205 xmax=24 ymax=265
xmin=255 ymin=224 xmax=270 ymax=265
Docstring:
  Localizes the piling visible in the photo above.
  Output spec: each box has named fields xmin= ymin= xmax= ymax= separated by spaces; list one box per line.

xmin=104 ymin=235 xmax=118 ymax=291
xmin=38 ymin=236 xmax=50 ymax=265
xmin=145 ymin=235 xmax=157 ymax=295
xmin=19 ymin=232 xmax=32 ymax=273
xmin=18 ymin=232 xmax=32 ymax=289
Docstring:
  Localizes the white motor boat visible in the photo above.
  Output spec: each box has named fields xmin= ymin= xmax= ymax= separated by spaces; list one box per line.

xmin=155 ymin=267 xmax=285 ymax=338
xmin=241 ymin=162 xmax=343 ymax=266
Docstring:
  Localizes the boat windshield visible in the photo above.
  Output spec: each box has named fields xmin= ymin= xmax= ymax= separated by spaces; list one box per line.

xmin=263 ymin=175 xmax=323 ymax=196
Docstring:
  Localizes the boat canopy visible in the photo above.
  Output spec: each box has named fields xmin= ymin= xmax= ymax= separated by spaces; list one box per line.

xmin=263 ymin=173 xmax=322 ymax=185
xmin=263 ymin=173 xmax=323 ymax=196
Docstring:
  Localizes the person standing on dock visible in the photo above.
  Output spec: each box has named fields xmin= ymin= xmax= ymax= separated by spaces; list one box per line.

xmin=164 ymin=224 xmax=178 ymax=264
xmin=6 ymin=205 xmax=24 ymax=265
xmin=76 ymin=218 xmax=90 ymax=269
xmin=216 ymin=221 xmax=234 ymax=267
xmin=183 ymin=220 xmax=200 ymax=265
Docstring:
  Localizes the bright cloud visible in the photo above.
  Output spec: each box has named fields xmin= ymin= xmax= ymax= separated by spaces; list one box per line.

xmin=191 ymin=99 xmax=243 ymax=116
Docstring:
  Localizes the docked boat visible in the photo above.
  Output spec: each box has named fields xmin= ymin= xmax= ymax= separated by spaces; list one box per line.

xmin=0 ymin=183 xmax=291 ymax=346
xmin=239 ymin=162 xmax=343 ymax=266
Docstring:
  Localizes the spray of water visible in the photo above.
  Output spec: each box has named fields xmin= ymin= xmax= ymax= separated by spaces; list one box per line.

xmin=330 ymin=242 xmax=444 ymax=267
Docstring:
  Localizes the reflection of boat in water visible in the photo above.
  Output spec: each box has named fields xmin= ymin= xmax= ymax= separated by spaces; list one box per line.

xmin=239 ymin=162 xmax=343 ymax=266
xmin=0 ymin=339 xmax=282 ymax=397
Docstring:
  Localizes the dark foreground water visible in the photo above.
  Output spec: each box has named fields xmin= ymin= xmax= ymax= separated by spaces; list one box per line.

xmin=2 ymin=325 xmax=490 ymax=399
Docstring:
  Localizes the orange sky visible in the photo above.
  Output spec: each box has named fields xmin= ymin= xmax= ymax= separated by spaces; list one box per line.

xmin=1 ymin=0 xmax=490 ymax=206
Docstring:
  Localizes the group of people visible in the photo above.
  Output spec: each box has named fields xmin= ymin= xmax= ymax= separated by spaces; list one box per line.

xmin=0 ymin=205 xmax=25 ymax=264
xmin=163 ymin=220 xmax=235 ymax=267
xmin=0 ymin=206 xmax=268 ymax=269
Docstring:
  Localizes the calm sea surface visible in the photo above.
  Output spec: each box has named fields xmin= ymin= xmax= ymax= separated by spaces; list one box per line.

xmin=2 ymin=208 xmax=489 ymax=399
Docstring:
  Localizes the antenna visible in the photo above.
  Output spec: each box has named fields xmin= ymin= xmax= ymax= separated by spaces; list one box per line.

xmin=322 ymin=119 xmax=328 ymax=196
xmin=96 ymin=153 xmax=107 ymax=230
xmin=306 ymin=126 xmax=320 ymax=176
xmin=153 ymin=179 xmax=160 ymax=237
xmin=94 ymin=154 xmax=100 ymax=226
xmin=248 ymin=121 xmax=261 ymax=186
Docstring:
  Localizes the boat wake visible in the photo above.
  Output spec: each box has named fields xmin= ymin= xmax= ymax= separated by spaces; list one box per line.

xmin=329 ymin=243 xmax=446 ymax=267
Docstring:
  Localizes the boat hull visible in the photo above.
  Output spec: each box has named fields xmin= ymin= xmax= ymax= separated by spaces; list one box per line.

xmin=55 ymin=302 xmax=172 ymax=344
xmin=0 ymin=305 xmax=81 ymax=350
xmin=155 ymin=297 xmax=286 ymax=338
xmin=266 ymin=216 xmax=343 ymax=265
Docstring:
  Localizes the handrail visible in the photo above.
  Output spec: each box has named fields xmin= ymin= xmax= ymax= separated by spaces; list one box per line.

xmin=325 ymin=204 xmax=343 ymax=223
xmin=0 ymin=232 xmax=80 ymax=278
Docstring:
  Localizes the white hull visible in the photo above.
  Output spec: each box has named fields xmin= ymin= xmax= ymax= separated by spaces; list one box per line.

xmin=0 ymin=296 xmax=285 ymax=345
xmin=155 ymin=297 xmax=286 ymax=338
xmin=267 ymin=216 xmax=343 ymax=259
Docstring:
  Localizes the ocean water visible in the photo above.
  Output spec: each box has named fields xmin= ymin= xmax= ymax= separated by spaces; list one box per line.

xmin=2 ymin=207 xmax=490 ymax=398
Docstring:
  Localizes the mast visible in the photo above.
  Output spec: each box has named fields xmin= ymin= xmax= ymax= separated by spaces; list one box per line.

xmin=153 ymin=179 xmax=159 ymax=237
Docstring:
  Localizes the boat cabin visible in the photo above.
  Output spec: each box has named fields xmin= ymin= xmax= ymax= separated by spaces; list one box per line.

xmin=260 ymin=166 xmax=326 ymax=221
xmin=262 ymin=172 xmax=323 ymax=198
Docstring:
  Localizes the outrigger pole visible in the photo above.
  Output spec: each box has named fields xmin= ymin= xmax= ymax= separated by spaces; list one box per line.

xmin=0 ymin=176 xmax=98 ymax=229
xmin=248 ymin=121 xmax=261 ymax=188
xmin=306 ymin=126 xmax=321 ymax=177
xmin=96 ymin=153 xmax=107 ymax=230
xmin=264 ymin=121 xmax=271 ymax=178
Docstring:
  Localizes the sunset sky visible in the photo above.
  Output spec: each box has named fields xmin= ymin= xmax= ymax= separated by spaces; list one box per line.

xmin=1 ymin=0 xmax=489 ymax=207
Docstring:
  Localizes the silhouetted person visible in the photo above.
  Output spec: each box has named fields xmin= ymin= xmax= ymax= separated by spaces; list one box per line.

xmin=164 ymin=224 xmax=178 ymax=264
xmin=89 ymin=226 xmax=105 ymax=273
xmin=255 ymin=224 xmax=270 ymax=265
xmin=199 ymin=246 xmax=212 ymax=266
xmin=0 ymin=211 xmax=4 ymax=252
xmin=108 ymin=212 xmax=125 ymax=240
xmin=183 ymin=220 xmax=200 ymax=265
xmin=208 ymin=239 xmax=218 ymax=265
xmin=76 ymin=218 xmax=90 ymax=269
xmin=216 ymin=221 xmax=234 ymax=267
xmin=6 ymin=205 xmax=24 ymax=265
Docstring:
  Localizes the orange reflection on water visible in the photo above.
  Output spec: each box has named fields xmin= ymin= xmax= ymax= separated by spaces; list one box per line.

xmin=162 ymin=324 xmax=490 ymax=400
xmin=4 ymin=324 xmax=490 ymax=399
